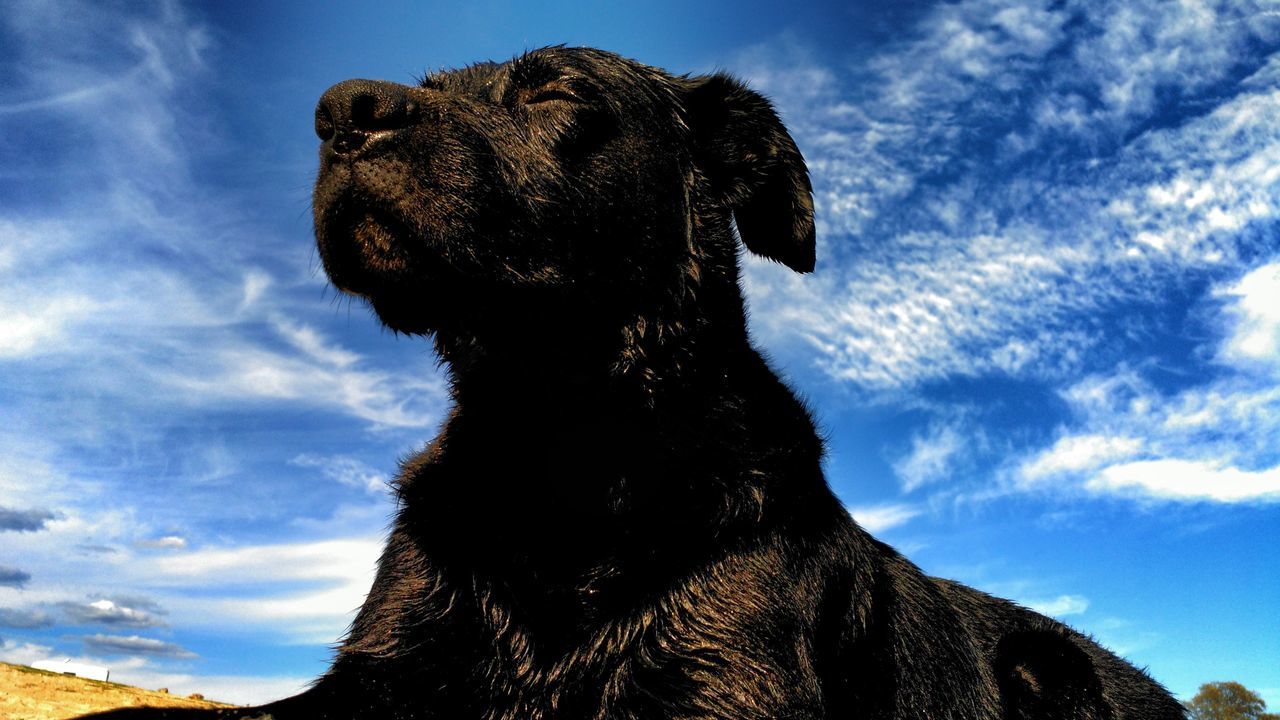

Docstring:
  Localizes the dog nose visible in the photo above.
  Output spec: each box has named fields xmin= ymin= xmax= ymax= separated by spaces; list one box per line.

xmin=315 ymin=79 xmax=419 ymax=154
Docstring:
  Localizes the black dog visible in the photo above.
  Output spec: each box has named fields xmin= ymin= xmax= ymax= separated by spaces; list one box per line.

xmin=87 ymin=47 xmax=1185 ymax=720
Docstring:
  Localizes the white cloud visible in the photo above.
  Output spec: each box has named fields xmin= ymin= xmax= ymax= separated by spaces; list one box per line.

xmin=193 ymin=584 xmax=369 ymax=644
xmin=0 ymin=294 xmax=98 ymax=359
xmin=0 ymin=638 xmax=59 ymax=666
xmin=274 ymin=318 xmax=362 ymax=369
xmin=1019 ymin=435 xmax=1143 ymax=486
xmin=1080 ymin=616 xmax=1162 ymax=658
xmin=0 ymin=503 xmax=57 ymax=532
xmin=1217 ymin=262 xmax=1280 ymax=372
xmin=847 ymin=503 xmax=922 ymax=533
xmin=165 ymin=334 xmax=442 ymax=429
xmin=870 ymin=0 xmax=1068 ymax=113
xmin=1008 ymin=374 xmax=1280 ymax=504
xmin=1089 ymin=459 xmax=1280 ymax=503
xmin=143 ymin=538 xmax=382 ymax=586
xmin=135 ymin=536 xmax=188 ymax=550
xmin=0 ymin=607 xmax=53 ymax=628
xmin=1022 ymin=594 xmax=1089 ymax=618
xmin=61 ymin=598 xmax=168 ymax=628
xmin=892 ymin=424 xmax=964 ymax=492
xmin=1 ymin=531 xmax=382 ymax=646
xmin=83 ymin=634 xmax=196 ymax=658
xmin=747 ymin=230 xmax=1116 ymax=389
xmin=291 ymin=454 xmax=391 ymax=494
xmin=239 ymin=270 xmax=273 ymax=312
xmin=138 ymin=537 xmax=383 ymax=643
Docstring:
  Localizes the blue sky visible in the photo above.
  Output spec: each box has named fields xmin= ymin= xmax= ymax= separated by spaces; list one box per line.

xmin=1 ymin=0 xmax=1277 ymax=708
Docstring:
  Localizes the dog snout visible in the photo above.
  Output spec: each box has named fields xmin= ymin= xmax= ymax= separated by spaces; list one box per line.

xmin=316 ymin=79 xmax=419 ymax=155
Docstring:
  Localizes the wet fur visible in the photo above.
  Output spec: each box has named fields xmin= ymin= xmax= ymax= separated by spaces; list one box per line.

xmin=83 ymin=47 xmax=1185 ymax=720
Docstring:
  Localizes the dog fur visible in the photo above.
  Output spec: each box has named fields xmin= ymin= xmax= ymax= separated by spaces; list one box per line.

xmin=84 ymin=47 xmax=1186 ymax=720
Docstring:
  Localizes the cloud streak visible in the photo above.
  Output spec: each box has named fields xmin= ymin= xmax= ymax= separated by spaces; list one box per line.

xmin=138 ymin=536 xmax=383 ymax=643
xmin=291 ymin=454 xmax=393 ymax=494
xmin=135 ymin=536 xmax=188 ymax=551
xmin=82 ymin=634 xmax=196 ymax=658
xmin=0 ymin=505 xmax=56 ymax=532
xmin=892 ymin=424 xmax=965 ymax=492
xmin=1089 ymin=460 xmax=1280 ymax=503
xmin=1022 ymin=594 xmax=1089 ymax=618
xmin=0 ymin=567 xmax=32 ymax=589
xmin=60 ymin=598 xmax=169 ymax=628
xmin=847 ymin=503 xmax=922 ymax=533
xmin=0 ymin=607 xmax=54 ymax=628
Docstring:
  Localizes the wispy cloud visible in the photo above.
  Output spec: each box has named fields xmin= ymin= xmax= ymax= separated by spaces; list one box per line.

xmin=1217 ymin=263 xmax=1280 ymax=374
xmin=82 ymin=634 xmax=196 ymax=658
xmin=847 ymin=503 xmax=922 ymax=533
xmin=0 ymin=607 xmax=54 ymax=628
xmin=139 ymin=536 xmax=383 ymax=643
xmin=0 ymin=638 xmax=59 ymax=666
xmin=0 ymin=566 xmax=32 ymax=589
xmin=0 ymin=290 xmax=98 ymax=360
xmin=164 ymin=323 xmax=443 ymax=429
xmin=1022 ymin=593 xmax=1090 ymax=618
xmin=1018 ymin=435 xmax=1144 ymax=486
xmin=0 ymin=505 xmax=56 ymax=532
xmin=291 ymin=454 xmax=392 ymax=494
xmin=134 ymin=536 xmax=188 ymax=551
xmin=1083 ymin=616 xmax=1163 ymax=658
xmin=76 ymin=544 xmax=121 ymax=556
xmin=60 ymin=598 xmax=169 ymax=629
xmin=892 ymin=423 xmax=965 ymax=492
xmin=1088 ymin=460 xmax=1280 ymax=504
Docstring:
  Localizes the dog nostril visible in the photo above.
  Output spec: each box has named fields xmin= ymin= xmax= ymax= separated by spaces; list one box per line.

xmin=315 ymin=104 xmax=336 ymax=142
xmin=351 ymin=94 xmax=379 ymax=131
xmin=316 ymin=79 xmax=419 ymax=154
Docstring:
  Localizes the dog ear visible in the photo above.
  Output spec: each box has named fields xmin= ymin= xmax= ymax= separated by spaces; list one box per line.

xmin=994 ymin=630 xmax=1110 ymax=720
xmin=684 ymin=73 xmax=816 ymax=273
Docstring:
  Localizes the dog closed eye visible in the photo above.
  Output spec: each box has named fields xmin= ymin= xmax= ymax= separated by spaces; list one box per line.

xmin=522 ymin=84 xmax=582 ymax=105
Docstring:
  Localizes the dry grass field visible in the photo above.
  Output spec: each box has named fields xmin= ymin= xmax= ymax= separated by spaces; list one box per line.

xmin=0 ymin=662 xmax=232 ymax=720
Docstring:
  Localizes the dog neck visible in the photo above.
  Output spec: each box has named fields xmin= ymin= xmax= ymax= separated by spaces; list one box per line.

xmin=399 ymin=286 xmax=827 ymax=588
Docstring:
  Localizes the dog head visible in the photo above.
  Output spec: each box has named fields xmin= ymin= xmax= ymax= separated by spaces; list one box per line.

xmin=312 ymin=46 xmax=814 ymax=349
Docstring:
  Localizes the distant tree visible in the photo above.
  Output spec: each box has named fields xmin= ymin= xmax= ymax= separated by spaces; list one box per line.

xmin=1186 ymin=682 xmax=1280 ymax=720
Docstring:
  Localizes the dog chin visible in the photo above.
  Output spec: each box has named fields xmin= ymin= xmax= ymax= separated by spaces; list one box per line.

xmin=366 ymin=292 xmax=447 ymax=335
xmin=317 ymin=215 xmax=417 ymax=293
